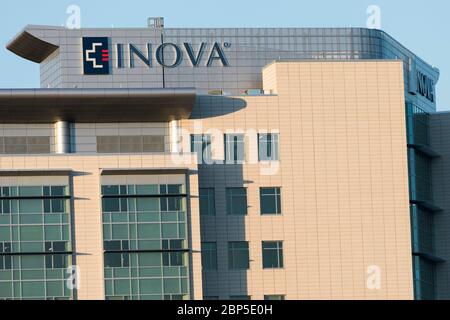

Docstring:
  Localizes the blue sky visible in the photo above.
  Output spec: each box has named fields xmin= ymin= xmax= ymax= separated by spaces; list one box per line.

xmin=0 ymin=0 xmax=448 ymax=110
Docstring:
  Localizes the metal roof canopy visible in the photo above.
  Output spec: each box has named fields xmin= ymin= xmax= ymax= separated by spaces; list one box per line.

xmin=0 ymin=88 xmax=196 ymax=123
xmin=6 ymin=30 xmax=59 ymax=63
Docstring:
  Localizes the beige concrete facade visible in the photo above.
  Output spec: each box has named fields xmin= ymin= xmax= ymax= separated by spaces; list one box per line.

xmin=187 ymin=61 xmax=413 ymax=299
xmin=0 ymin=60 xmax=413 ymax=300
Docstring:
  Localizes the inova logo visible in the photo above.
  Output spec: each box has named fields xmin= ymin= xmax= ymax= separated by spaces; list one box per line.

xmin=82 ymin=37 xmax=230 ymax=75
xmin=82 ymin=37 xmax=110 ymax=75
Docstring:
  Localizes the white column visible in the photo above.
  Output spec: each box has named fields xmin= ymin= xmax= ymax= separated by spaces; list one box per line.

xmin=170 ymin=120 xmax=181 ymax=153
xmin=54 ymin=121 xmax=71 ymax=154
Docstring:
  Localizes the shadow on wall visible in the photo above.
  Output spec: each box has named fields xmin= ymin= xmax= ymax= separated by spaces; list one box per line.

xmin=198 ymin=162 xmax=250 ymax=300
xmin=190 ymin=96 xmax=247 ymax=120
xmin=190 ymin=95 xmax=253 ymax=299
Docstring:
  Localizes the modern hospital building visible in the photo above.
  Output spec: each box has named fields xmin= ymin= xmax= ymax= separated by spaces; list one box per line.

xmin=0 ymin=19 xmax=449 ymax=300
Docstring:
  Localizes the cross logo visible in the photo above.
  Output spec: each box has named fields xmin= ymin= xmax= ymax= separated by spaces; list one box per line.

xmin=82 ymin=37 xmax=110 ymax=75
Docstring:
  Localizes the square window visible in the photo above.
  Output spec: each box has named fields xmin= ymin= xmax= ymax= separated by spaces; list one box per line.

xmin=228 ymin=241 xmax=249 ymax=270
xmin=258 ymin=133 xmax=279 ymax=161
xmin=226 ymin=188 xmax=247 ymax=216
xmin=262 ymin=241 xmax=284 ymax=269
xmin=260 ymin=187 xmax=282 ymax=215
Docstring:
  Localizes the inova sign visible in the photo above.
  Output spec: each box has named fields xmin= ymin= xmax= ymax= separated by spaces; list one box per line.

xmin=82 ymin=37 xmax=230 ymax=75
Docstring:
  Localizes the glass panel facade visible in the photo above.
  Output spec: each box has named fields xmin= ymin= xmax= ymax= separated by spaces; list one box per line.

xmin=228 ymin=241 xmax=249 ymax=270
xmin=262 ymin=241 xmax=284 ymax=269
xmin=413 ymin=256 xmax=435 ymax=300
xmin=260 ymin=187 xmax=281 ymax=215
xmin=411 ymin=205 xmax=434 ymax=255
xmin=224 ymin=134 xmax=245 ymax=164
xmin=102 ymin=183 xmax=190 ymax=300
xmin=199 ymin=188 xmax=215 ymax=216
xmin=226 ymin=188 xmax=247 ymax=216
xmin=201 ymin=242 xmax=217 ymax=271
xmin=406 ymin=103 xmax=437 ymax=300
xmin=258 ymin=133 xmax=279 ymax=161
xmin=0 ymin=185 xmax=73 ymax=300
xmin=409 ymin=150 xmax=432 ymax=202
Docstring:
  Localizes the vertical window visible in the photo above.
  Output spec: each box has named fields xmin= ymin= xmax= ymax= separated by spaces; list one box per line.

xmin=228 ymin=241 xmax=249 ymax=270
xmin=264 ymin=295 xmax=285 ymax=300
xmin=260 ymin=187 xmax=281 ymax=215
xmin=191 ymin=134 xmax=212 ymax=164
xmin=258 ymin=133 xmax=279 ymax=161
xmin=199 ymin=188 xmax=215 ymax=216
xmin=226 ymin=188 xmax=247 ymax=216
xmin=224 ymin=134 xmax=245 ymax=164
xmin=262 ymin=241 xmax=283 ymax=269
xmin=201 ymin=242 xmax=218 ymax=270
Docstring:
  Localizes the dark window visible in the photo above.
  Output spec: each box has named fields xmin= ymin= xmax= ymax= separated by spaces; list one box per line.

xmin=45 ymin=254 xmax=68 ymax=269
xmin=105 ymin=252 xmax=129 ymax=268
xmin=260 ymin=187 xmax=282 ymax=215
xmin=264 ymin=295 xmax=285 ymax=300
xmin=199 ymin=188 xmax=215 ymax=216
xmin=226 ymin=188 xmax=247 ymax=216
xmin=230 ymin=295 xmax=251 ymax=300
xmin=228 ymin=241 xmax=249 ymax=270
xmin=201 ymin=242 xmax=217 ymax=270
xmin=45 ymin=241 xmax=67 ymax=253
xmin=163 ymin=252 xmax=184 ymax=267
xmin=262 ymin=241 xmax=284 ymax=269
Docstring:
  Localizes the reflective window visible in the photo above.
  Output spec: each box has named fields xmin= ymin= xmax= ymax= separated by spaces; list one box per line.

xmin=102 ymin=183 xmax=189 ymax=300
xmin=260 ymin=187 xmax=281 ymax=215
xmin=201 ymin=242 xmax=217 ymax=270
xmin=224 ymin=134 xmax=245 ymax=164
xmin=258 ymin=133 xmax=279 ymax=161
xmin=199 ymin=188 xmax=215 ymax=216
xmin=191 ymin=134 xmax=212 ymax=164
xmin=228 ymin=241 xmax=249 ymax=270
xmin=226 ymin=188 xmax=247 ymax=216
xmin=262 ymin=241 xmax=284 ymax=269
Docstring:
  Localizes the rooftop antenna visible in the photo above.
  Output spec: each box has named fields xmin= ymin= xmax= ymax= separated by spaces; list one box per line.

xmin=148 ymin=17 xmax=164 ymax=29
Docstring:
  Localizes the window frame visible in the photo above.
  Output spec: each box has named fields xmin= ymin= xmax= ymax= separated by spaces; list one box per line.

xmin=226 ymin=187 xmax=248 ymax=216
xmin=258 ymin=133 xmax=280 ymax=161
xmin=224 ymin=133 xmax=245 ymax=164
xmin=262 ymin=241 xmax=284 ymax=269
xmin=228 ymin=241 xmax=250 ymax=270
xmin=260 ymin=187 xmax=282 ymax=215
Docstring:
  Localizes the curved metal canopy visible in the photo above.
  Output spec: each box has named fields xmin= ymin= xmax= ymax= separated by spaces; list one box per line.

xmin=0 ymin=88 xmax=196 ymax=123
xmin=6 ymin=30 xmax=59 ymax=63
